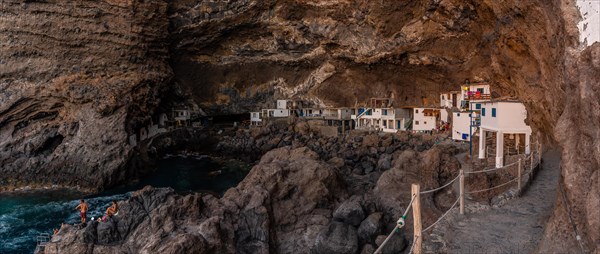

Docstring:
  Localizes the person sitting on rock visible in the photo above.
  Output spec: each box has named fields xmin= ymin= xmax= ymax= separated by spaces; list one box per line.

xmin=74 ymin=199 xmax=88 ymax=224
xmin=101 ymin=200 xmax=119 ymax=222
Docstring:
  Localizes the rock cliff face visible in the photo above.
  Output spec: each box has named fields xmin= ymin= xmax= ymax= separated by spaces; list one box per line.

xmin=0 ymin=1 xmax=171 ymax=190
xmin=168 ymin=0 xmax=566 ymax=127
xmin=1 ymin=0 xmax=599 ymax=252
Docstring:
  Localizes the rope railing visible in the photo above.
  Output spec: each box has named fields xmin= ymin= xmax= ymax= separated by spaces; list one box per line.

xmin=466 ymin=159 xmax=521 ymax=174
xmin=374 ymin=194 xmax=417 ymax=254
xmin=420 ymin=174 xmax=460 ymax=194
xmin=466 ymin=177 xmax=519 ymax=194
xmin=382 ymin=142 xmax=543 ymax=253
xmin=423 ymin=197 xmax=460 ymax=232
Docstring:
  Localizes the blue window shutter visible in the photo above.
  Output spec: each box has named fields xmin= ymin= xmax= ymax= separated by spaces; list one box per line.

xmin=492 ymin=108 xmax=497 ymax=117
xmin=482 ymin=108 xmax=486 ymax=116
xmin=476 ymin=104 xmax=481 ymax=109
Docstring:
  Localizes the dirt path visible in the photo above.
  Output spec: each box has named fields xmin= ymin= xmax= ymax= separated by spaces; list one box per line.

xmin=425 ymin=149 xmax=561 ymax=253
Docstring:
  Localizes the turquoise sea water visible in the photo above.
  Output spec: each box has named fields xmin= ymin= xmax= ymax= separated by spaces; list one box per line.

xmin=0 ymin=156 xmax=250 ymax=254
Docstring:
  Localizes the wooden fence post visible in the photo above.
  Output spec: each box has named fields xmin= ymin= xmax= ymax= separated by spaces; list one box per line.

xmin=517 ymin=158 xmax=522 ymax=191
xmin=459 ymin=170 xmax=464 ymax=215
xmin=411 ymin=184 xmax=422 ymax=254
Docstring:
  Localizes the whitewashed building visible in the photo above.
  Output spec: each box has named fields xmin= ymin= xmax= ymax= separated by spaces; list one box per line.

xmin=250 ymin=112 xmax=263 ymax=126
xmin=352 ymin=107 xmax=412 ymax=133
xmin=461 ymin=83 xmax=491 ymax=103
xmin=262 ymin=108 xmax=290 ymax=118
xmin=440 ymin=91 xmax=463 ymax=108
xmin=478 ymin=101 xmax=532 ymax=168
xmin=381 ymin=108 xmax=412 ymax=132
xmin=451 ymin=111 xmax=477 ymax=141
xmin=412 ymin=108 xmax=442 ymax=132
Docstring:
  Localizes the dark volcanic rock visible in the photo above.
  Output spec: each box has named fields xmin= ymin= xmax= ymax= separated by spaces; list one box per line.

xmin=333 ymin=196 xmax=366 ymax=226
xmin=358 ymin=213 xmax=383 ymax=244
xmin=312 ymin=221 xmax=359 ymax=254
xmin=375 ymin=233 xmax=407 ymax=254
xmin=47 ymin=146 xmax=345 ymax=253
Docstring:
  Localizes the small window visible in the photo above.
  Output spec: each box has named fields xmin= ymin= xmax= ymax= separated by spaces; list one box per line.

xmin=415 ymin=109 xmax=419 ymax=114
xmin=477 ymin=88 xmax=484 ymax=93
xmin=383 ymin=109 xmax=388 ymax=115
xmin=415 ymin=121 xmax=419 ymax=125
xmin=442 ymin=95 xmax=445 ymax=100
xmin=475 ymin=104 xmax=481 ymax=109
xmin=482 ymin=108 xmax=486 ymax=116
xmin=457 ymin=113 xmax=460 ymax=117
xmin=492 ymin=108 xmax=497 ymax=117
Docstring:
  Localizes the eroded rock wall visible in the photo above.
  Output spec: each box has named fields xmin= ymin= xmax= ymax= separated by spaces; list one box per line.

xmin=0 ymin=0 xmax=171 ymax=190
xmin=168 ymin=0 xmax=566 ymax=123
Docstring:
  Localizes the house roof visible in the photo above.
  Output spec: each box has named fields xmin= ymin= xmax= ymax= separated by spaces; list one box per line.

xmin=477 ymin=98 xmax=522 ymax=104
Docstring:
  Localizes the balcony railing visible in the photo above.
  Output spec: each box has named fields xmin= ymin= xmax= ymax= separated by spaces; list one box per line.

xmin=466 ymin=93 xmax=491 ymax=100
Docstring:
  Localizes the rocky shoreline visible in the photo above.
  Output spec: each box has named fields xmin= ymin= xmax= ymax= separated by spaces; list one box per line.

xmin=43 ymin=122 xmax=465 ymax=254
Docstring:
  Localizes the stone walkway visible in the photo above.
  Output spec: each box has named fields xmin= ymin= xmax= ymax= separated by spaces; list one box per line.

xmin=425 ymin=149 xmax=561 ymax=253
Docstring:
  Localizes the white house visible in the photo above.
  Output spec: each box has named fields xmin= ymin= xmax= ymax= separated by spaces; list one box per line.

xmin=323 ymin=108 xmax=356 ymax=133
xmin=250 ymin=112 xmax=263 ymax=126
xmin=277 ymin=100 xmax=292 ymax=109
xmin=412 ymin=108 xmax=441 ymax=132
xmin=173 ymin=109 xmax=191 ymax=121
xmin=262 ymin=108 xmax=290 ymax=118
xmin=440 ymin=91 xmax=463 ymax=108
xmin=158 ymin=113 xmax=169 ymax=127
xmin=381 ymin=108 xmax=412 ymax=133
xmin=477 ymin=101 xmax=532 ymax=168
xmin=300 ymin=108 xmax=324 ymax=117
xmin=322 ymin=108 xmax=354 ymax=120
xmin=352 ymin=107 xmax=381 ymax=130
xmin=461 ymin=83 xmax=491 ymax=103
xmin=451 ymin=111 xmax=477 ymax=141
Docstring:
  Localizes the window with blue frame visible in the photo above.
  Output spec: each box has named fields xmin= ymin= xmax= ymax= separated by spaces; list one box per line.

xmin=482 ymin=108 xmax=486 ymax=116
xmin=383 ymin=109 xmax=388 ymax=115
xmin=475 ymin=103 xmax=481 ymax=109
xmin=492 ymin=108 xmax=497 ymax=117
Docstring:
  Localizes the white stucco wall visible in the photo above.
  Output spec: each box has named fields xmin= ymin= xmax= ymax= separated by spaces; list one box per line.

xmin=273 ymin=109 xmax=290 ymax=117
xmin=452 ymin=112 xmax=476 ymax=141
xmin=413 ymin=108 xmax=437 ymax=131
xmin=250 ymin=112 xmax=262 ymax=121
xmin=339 ymin=108 xmax=354 ymax=119
xmin=277 ymin=100 xmax=288 ymax=109
xmin=441 ymin=109 xmax=449 ymax=123
xmin=479 ymin=102 xmax=531 ymax=133
xmin=577 ymin=0 xmax=600 ymax=46
xmin=440 ymin=92 xmax=462 ymax=108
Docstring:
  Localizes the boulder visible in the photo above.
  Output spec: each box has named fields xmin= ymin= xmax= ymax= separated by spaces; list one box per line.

xmin=96 ymin=217 xmax=119 ymax=244
xmin=374 ymin=233 xmax=407 ymax=254
xmin=362 ymin=134 xmax=379 ymax=147
xmin=361 ymin=160 xmax=374 ymax=174
xmin=333 ymin=197 xmax=366 ymax=226
xmin=312 ymin=221 xmax=359 ymax=254
xmin=376 ymin=154 xmax=392 ymax=171
xmin=360 ymin=244 xmax=375 ymax=254
xmin=358 ymin=213 xmax=383 ymax=244
xmin=328 ymin=157 xmax=345 ymax=168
